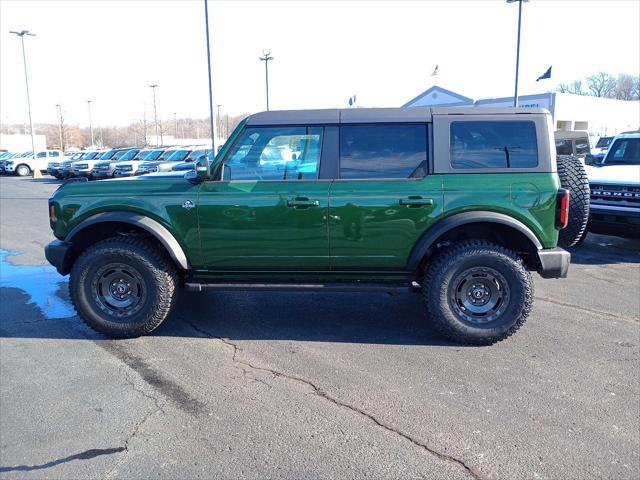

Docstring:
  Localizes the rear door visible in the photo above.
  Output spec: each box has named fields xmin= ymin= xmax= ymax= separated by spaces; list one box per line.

xmin=197 ymin=125 xmax=331 ymax=270
xmin=328 ymin=123 xmax=443 ymax=270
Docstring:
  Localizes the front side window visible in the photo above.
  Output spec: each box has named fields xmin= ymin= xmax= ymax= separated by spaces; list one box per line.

xmin=596 ymin=136 xmax=613 ymax=149
xmin=36 ymin=152 xmax=47 ymax=158
xmin=451 ymin=121 xmax=538 ymax=169
xmin=605 ymin=138 xmax=640 ymax=165
xmin=339 ymin=124 xmax=427 ymax=179
xmin=50 ymin=151 xmax=60 ymax=157
xmin=224 ymin=126 xmax=322 ymax=181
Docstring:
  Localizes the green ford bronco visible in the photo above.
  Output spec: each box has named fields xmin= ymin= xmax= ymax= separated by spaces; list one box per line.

xmin=45 ymin=107 xmax=571 ymax=344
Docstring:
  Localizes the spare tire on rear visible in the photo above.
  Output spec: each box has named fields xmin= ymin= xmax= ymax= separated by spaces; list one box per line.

xmin=556 ymin=155 xmax=590 ymax=248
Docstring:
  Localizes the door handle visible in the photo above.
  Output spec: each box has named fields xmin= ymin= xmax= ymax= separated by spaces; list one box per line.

xmin=286 ymin=197 xmax=320 ymax=208
xmin=399 ymin=196 xmax=434 ymax=207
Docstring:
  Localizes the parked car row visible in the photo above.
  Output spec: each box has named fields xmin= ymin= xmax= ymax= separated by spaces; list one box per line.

xmin=49 ymin=145 xmax=210 ymax=180
xmin=0 ymin=145 xmax=211 ymax=180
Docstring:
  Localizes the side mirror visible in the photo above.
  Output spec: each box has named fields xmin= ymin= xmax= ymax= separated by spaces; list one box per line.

xmin=187 ymin=155 xmax=209 ymax=183
xmin=584 ymin=154 xmax=599 ymax=166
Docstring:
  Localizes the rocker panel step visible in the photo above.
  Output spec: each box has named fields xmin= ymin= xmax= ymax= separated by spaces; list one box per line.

xmin=184 ymin=282 xmax=421 ymax=293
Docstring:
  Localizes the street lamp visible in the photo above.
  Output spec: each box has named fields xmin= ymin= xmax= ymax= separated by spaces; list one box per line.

xmin=55 ymin=104 xmax=64 ymax=151
xmin=149 ymin=84 xmax=160 ymax=146
xmin=507 ymin=0 xmax=529 ymax=107
xmin=216 ymin=104 xmax=221 ymax=139
xmin=204 ymin=0 xmax=217 ymax=154
xmin=9 ymin=30 xmax=36 ymax=161
xmin=173 ymin=112 xmax=178 ymax=137
xmin=86 ymin=100 xmax=94 ymax=146
xmin=259 ymin=49 xmax=274 ymax=111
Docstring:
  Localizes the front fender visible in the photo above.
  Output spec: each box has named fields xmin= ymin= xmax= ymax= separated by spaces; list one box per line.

xmin=65 ymin=211 xmax=190 ymax=270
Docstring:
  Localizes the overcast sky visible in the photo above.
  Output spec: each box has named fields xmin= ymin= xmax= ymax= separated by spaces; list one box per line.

xmin=1 ymin=0 xmax=638 ymax=127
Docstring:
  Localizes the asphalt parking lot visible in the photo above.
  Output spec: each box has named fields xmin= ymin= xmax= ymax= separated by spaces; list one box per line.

xmin=0 ymin=175 xmax=638 ymax=479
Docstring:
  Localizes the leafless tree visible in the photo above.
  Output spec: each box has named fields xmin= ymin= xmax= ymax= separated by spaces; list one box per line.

xmin=586 ymin=72 xmax=617 ymax=98
xmin=613 ymin=74 xmax=639 ymax=100
xmin=557 ymin=80 xmax=586 ymax=95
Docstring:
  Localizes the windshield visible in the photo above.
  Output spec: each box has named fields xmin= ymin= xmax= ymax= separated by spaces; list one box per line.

xmin=145 ymin=150 xmax=164 ymax=161
xmin=118 ymin=149 xmax=140 ymax=161
xmin=604 ymin=138 xmax=640 ymax=165
xmin=98 ymin=150 xmax=117 ymax=160
xmin=185 ymin=149 xmax=208 ymax=161
xmin=158 ymin=150 xmax=189 ymax=162
xmin=84 ymin=151 xmax=99 ymax=160
xmin=596 ymin=137 xmax=613 ymax=149
xmin=131 ymin=149 xmax=150 ymax=160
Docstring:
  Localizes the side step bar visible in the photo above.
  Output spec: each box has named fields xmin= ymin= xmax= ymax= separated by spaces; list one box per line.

xmin=184 ymin=282 xmax=421 ymax=293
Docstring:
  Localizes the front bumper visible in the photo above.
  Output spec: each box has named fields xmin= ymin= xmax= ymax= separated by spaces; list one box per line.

xmin=588 ymin=204 xmax=640 ymax=238
xmin=537 ymin=247 xmax=570 ymax=279
xmin=113 ymin=171 xmax=134 ymax=177
xmin=91 ymin=170 xmax=112 ymax=179
xmin=45 ymin=240 xmax=72 ymax=276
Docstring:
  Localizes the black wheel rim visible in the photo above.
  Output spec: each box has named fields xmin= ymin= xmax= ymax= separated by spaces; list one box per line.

xmin=91 ymin=262 xmax=146 ymax=319
xmin=451 ymin=267 xmax=510 ymax=324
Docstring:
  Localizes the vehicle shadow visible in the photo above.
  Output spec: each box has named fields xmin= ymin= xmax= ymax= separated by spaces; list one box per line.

xmin=0 ymin=286 xmax=463 ymax=347
xmin=29 ymin=178 xmax=63 ymax=184
xmin=569 ymin=233 xmax=640 ymax=265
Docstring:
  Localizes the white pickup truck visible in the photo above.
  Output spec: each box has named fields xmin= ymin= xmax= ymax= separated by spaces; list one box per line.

xmin=584 ymin=132 xmax=640 ymax=239
xmin=4 ymin=150 xmax=68 ymax=176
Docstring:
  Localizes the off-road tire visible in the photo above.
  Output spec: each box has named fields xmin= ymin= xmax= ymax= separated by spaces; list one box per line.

xmin=423 ymin=240 xmax=534 ymax=346
xmin=15 ymin=164 xmax=31 ymax=177
xmin=69 ymin=236 xmax=178 ymax=338
xmin=557 ymin=155 xmax=590 ymax=248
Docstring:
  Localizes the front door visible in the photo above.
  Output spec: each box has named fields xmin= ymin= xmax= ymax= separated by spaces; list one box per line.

xmin=328 ymin=124 xmax=443 ymax=270
xmin=197 ymin=125 xmax=330 ymax=271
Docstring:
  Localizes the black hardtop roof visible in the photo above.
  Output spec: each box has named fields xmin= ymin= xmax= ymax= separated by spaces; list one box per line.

xmin=246 ymin=107 xmax=549 ymax=126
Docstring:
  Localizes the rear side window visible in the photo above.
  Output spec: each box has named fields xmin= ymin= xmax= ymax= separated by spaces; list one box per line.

xmin=451 ymin=121 xmax=538 ymax=169
xmin=339 ymin=124 xmax=427 ymax=179
xmin=575 ymin=139 xmax=590 ymax=155
xmin=555 ymin=139 xmax=573 ymax=155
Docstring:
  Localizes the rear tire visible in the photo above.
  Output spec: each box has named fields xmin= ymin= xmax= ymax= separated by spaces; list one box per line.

xmin=69 ymin=236 xmax=178 ymax=338
xmin=422 ymin=240 xmax=533 ymax=345
xmin=557 ymin=155 xmax=590 ymax=248
xmin=15 ymin=164 xmax=31 ymax=177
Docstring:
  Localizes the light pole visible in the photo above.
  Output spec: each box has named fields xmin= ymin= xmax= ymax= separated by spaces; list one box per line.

xmin=55 ymin=104 xmax=64 ymax=151
xmin=259 ymin=49 xmax=274 ymax=111
xmin=507 ymin=0 xmax=529 ymax=107
xmin=173 ymin=112 xmax=178 ymax=138
xmin=204 ymin=0 xmax=217 ymax=154
xmin=10 ymin=30 xmax=36 ymax=160
xmin=86 ymin=100 xmax=94 ymax=146
xmin=216 ymin=104 xmax=221 ymax=140
xmin=149 ymin=84 xmax=160 ymax=146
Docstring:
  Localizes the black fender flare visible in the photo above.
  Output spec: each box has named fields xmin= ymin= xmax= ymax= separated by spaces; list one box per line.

xmin=66 ymin=211 xmax=190 ymax=270
xmin=406 ymin=211 xmax=543 ymax=271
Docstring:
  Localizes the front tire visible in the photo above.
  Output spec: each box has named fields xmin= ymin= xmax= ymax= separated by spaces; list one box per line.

xmin=15 ymin=164 xmax=31 ymax=177
xmin=423 ymin=240 xmax=533 ymax=345
xmin=69 ymin=236 xmax=178 ymax=338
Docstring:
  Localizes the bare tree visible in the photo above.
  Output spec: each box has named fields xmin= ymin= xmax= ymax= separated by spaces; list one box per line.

xmin=634 ymin=77 xmax=640 ymax=100
xmin=586 ymin=72 xmax=616 ymax=98
xmin=557 ymin=80 xmax=586 ymax=95
xmin=613 ymin=74 xmax=636 ymax=100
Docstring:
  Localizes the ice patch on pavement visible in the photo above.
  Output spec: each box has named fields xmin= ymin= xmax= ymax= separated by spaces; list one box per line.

xmin=0 ymin=249 xmax=75 ymax=319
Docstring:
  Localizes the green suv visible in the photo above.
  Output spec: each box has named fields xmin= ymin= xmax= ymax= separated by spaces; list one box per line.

xmin=45 ymin=107 xmax=570 ymax=344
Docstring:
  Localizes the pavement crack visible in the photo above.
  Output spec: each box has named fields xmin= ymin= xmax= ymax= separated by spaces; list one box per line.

xmin=185 ymin=319 xmax=483 ymax=480
xmin=103 ymin=403 xmax=163 ymax=480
